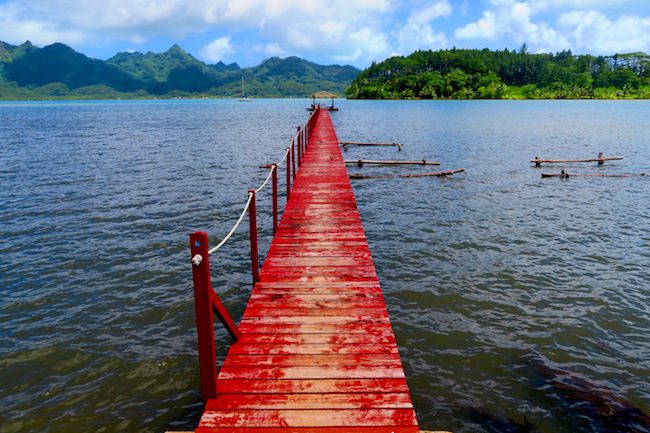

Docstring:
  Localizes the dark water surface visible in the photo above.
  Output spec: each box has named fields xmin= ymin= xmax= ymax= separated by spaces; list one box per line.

xmin=1 ymin=99 xmax=648 ymax=433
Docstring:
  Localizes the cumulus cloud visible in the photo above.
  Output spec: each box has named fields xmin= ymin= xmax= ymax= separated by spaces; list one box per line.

xmin=264 ymin=43 xmax=289 ymax=56
xmin=558 ymin=11 xmax=650 ymax=54
xmin=455 ymin=1 xmax=569 ymax=52
xmin=395 ymin=1 xmax=451 ymax=55
xmin=455 ymin=0 xmax=650 ymax=54
xmin=200 ymin=36 xmax=234 ymax=63
xmin=1 ymin=0 xmax=647 ymax=66
xmin=0 ymin=0 xmax=394 ymax=64
xmin=455 ymin=11 xmax=498 ymax=40
xmin=334 ymin=27 xmax=390 ymax=62
xmin=0 ymin=2 xmax=85 ymax=46
xmin=410 ymin=1 xmax=453 ymax=24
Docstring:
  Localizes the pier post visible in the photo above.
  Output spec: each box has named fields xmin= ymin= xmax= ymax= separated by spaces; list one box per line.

xmin=286 ymin=147 xmax=291 ymax=200
xmin=189 ymin=231 xmax=218 ymax=403
xmin=291 ymin=138 xmax=296 ymax=180
xmin=248 ymin=190 xmax=260 ymax=284
xmin=272 ymin=164 xmax=278 ymax=235
xmin=297 ymin=126 xmax=302 ymax=167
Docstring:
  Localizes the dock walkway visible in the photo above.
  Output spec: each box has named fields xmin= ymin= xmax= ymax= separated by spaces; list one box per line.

xmin=195 ymin=109 xmax=419 ymax=432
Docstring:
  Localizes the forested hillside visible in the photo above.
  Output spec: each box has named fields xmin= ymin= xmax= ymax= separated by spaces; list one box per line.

xmin=347 ymin=46 xmax=650 ymax=99
xmin=0 ymin=41 xmax=359 ymax=100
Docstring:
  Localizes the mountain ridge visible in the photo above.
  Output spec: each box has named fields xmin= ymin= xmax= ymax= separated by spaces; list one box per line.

xmin=0 ymin=41 xmax=360 ymax=99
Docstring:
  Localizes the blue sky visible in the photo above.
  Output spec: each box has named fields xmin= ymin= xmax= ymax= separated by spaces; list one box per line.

xmin=0 ymin=0 xmax=648 ymax=67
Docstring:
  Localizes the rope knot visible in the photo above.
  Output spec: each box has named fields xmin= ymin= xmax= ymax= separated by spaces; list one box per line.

xmin=192 ymin=254 xmax=203 ymax=267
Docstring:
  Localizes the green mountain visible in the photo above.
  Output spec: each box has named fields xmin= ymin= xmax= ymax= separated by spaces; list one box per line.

xmin=347 ymin=47 xmax=650 ymax=99
xmin=0 ymin=41 xmax=359 ymax=100
xmin=4 ymin=42 xmax=140 ymax=91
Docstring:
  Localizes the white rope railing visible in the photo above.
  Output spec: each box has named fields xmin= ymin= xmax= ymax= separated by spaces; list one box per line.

xmin=208 ymin=193 xmax=253 ymax=255
xmin=255 ymin=166 xmax=274 ymax=194
xmin=277 ymin=147 xmax=290 ymax=165
xmin=207 ymin=112 xmax=315 ymax=255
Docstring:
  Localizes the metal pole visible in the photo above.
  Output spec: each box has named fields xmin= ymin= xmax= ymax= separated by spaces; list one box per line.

xmin=189 ymin=231 xmax=217 ymax=403
xmin=272 ymin=164 xmax=278 ymax=235
xmin=248 ymin=190 xmax=260 ymax=284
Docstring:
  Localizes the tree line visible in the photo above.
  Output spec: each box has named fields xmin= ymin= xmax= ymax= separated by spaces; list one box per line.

xmin=346 ymin=46 xmax=650 ymax=99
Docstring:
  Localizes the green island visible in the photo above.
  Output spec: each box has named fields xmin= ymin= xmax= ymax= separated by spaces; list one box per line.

xmin=347 ymin=45 xmax=650 ymax=99
xmin=1 ymin=41 xmax=649 ymax=100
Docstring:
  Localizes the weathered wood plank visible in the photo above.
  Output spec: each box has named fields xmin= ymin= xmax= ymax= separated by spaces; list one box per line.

xmin=198 ymin=108 xmax=418 ymax=432
xmin=218 ymin=364 xmax=405 ymax=380
xmin=205 ymin=392 xmax=414 ymax=410
xmin=228 ymin=343 xmax=398 ymax=355
xmin=215 ymin=378 xmax=411 ymax=394
xmin=222 ymin=353 xmax=403 ymax=367
xmin=199 ymin=408 xmax=418 ymax=427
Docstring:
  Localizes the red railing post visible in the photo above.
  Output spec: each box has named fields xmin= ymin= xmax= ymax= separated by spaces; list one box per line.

xmin=291 ymin=138 xmax=296 ymax=180
xmin=286 ymin=147 xmax=291 ymax=200
xmin=189 ymin=231 xmax=217 ymax=403
xmin=297 ymin=126 xmax=302 ymax=166
xmin=272 ymin=164 xmax=278 ymax=235
xmin=248 ymin=190 xmax=260 ymax=284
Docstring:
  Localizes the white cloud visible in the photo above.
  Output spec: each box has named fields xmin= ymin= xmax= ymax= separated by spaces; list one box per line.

xmin=455 ymin=11 xmax=498 ymax=39
xmin=395 ymin=1 xmax=451 ymax=55
xmin=455 ymin=0 xmax=650 ymax=54
xmin=0 ymin=2 xmax=85 ymax=46
xmin=411 ymin=1 xmax=453 ymax=24
xmin=559 ymin=11 xmax=650 ymax=54
xmin=0 ymin=0 xmax=393 ymax=65
xmin=200 ymin=36 xmax=234 ymax=63
xmin=264 ymin=42 xmax=288 ymax=56
xmin=527 ymin=0 xmax=632 ymax=14
xmin=455 ymin=1 xmax=570 ymax=52
xmin=334 ymin=27 xmax=390 ymax=62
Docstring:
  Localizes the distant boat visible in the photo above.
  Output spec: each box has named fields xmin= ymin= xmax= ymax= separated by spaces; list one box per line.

xmin=239 ymin=77 xmax=252 ymax=102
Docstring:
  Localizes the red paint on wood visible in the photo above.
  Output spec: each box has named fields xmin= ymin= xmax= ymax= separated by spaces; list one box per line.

xmin=248 ymin=190 xmax=260 ymax=284
xmin=195 ymin=108 xmax=418 ymax=431
xmin=189 ymin=231 xmax=218 ymax=402
xmin=272 ymin=164 xmax=278 ymax=235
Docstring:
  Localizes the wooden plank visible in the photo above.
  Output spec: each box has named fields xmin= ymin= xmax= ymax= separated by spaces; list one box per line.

xmin=222 ymin=353 xmax=403 ymax=367
xmin=198 ymin=408 xmax=418 ymax=428
xmin=236 ymin=333 xmax=396 ymax=345
xmin=243 ymin=308 xmax=389 ymax=318
xmin=215 ymin=378 xmax=411 ymax=394
xmin=228 ymin=343 xmax=398 ymax=355
xmin=205 ymin=392 xmax=414 ymax=410
xmin=196 ymin=108 xmax=418 ymax=432
xmin=218 ymin=365 xmax=405 ymax=380
xmin=196 ymin=427 xmax=419 ymax=433
xmin=237 ymin=322 xmax=392 ymax=335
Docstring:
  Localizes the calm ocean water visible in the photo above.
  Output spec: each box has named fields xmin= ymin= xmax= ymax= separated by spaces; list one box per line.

xmin=1 ymin=99 xmax=648 ymax=433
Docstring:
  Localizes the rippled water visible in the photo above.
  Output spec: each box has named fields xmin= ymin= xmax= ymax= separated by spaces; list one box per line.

xmin=1 ymin=99 xmax=649 ymax=433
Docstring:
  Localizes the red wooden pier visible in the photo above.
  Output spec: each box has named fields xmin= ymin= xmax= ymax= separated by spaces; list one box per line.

xmin=188 ymin=107 xmax=419 ymax=432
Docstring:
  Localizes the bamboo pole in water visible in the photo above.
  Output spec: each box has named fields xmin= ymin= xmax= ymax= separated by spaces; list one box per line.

xmin=531 ymin=153 xmax=623 ymax=167
xmin=350 ymin=169 xmax=464 ymax=179
xmin=345 ymin=159 xmax=441 ymax=166
xmin=541 ymin=172 xmax=645 ymax=178
xmin=340 ymin=141 xmax=403 ymax=151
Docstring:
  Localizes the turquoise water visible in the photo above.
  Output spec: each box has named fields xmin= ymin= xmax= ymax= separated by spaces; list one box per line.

xmin=1 ymin=99 xmax=648 ymax=433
